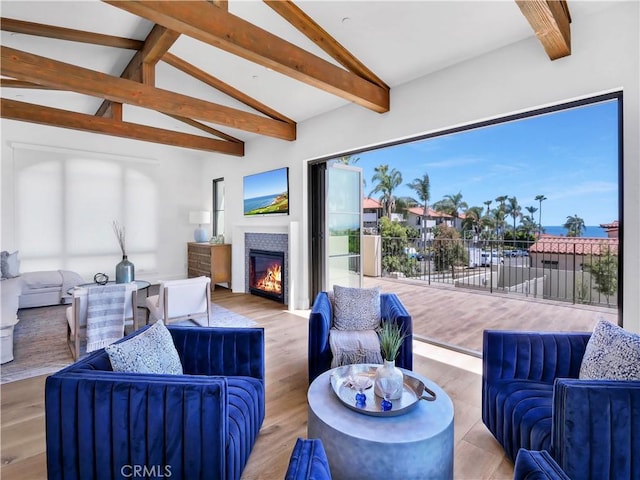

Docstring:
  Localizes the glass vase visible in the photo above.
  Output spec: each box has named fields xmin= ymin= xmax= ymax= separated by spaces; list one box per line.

xmin=374 ymin=359 xmax=404 ymax=400
xmin=115 ymin=255 xmax=135 ymax=283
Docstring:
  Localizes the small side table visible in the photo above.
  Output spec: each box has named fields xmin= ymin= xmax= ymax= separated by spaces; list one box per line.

xmin=308 ymin=366 xmax=454 ymax=480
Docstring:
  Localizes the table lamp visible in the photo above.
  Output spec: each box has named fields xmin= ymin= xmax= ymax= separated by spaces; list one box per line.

xmin=189 ymin=211 xmax=211 ymax=242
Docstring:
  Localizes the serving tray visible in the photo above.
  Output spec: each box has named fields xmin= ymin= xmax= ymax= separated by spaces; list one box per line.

xmin=329 ymin=364 xmax=436 ymax=417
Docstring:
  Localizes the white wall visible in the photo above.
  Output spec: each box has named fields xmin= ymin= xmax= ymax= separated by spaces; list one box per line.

xmin=1 ymin=122 xmax=211 ymax=282
xmin=202 ymin=3 xmax=640 ymax=327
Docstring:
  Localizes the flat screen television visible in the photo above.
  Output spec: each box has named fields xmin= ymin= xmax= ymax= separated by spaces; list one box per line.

xmin=243 ymin=167 xmax=289 ymax=216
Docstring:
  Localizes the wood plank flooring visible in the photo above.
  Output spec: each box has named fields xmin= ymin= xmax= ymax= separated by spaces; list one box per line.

xmin=5 ymin=282 xmax=596 ymax=479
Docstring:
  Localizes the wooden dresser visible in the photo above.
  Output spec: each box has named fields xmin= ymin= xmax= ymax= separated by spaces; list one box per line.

xmin=187 ymin=242 xmax=231 ymax=290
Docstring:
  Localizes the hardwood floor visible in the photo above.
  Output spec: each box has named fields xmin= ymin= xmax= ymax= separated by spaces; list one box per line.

xmin=1 ymin=284 xmax=554 ymax=480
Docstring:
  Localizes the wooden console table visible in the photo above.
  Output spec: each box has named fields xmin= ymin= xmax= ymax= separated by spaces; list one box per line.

xmin=187 ymin=242 xmax=231 ymax=290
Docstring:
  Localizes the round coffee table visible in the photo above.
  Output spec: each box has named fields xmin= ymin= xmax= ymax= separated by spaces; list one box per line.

xmin=308 ymin=365 xmax=454 ymax=480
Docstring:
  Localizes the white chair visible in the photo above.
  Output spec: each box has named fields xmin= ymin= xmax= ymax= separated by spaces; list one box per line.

xmin=145 ymin=276 xmax=211 ymax=326
xmin=66 ymin=283 xmax=138 ymax=360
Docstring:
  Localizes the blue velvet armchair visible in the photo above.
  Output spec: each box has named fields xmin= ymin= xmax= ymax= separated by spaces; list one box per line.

xmin=482 ymin=330 xmax=640 ymax=480
xmin=513 ymin=449 xmax=570 ymax=480
xmin=45 ymin=325 xmax=265 ymax=480
xmin=308 ymin=291 xmax=412 ymax=383
xmin=285 ymin=438 xmax=332 ymax=480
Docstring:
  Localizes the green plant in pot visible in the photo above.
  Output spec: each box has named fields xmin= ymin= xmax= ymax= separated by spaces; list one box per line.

xmin=374 ymin=320 xmax=407 ymax=402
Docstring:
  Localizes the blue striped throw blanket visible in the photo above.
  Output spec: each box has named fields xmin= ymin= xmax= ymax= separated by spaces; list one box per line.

xmin=86 ymin=284 xmax=127 ymax=352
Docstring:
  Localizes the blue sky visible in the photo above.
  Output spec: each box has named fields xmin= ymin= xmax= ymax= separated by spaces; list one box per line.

xmin=356 ymin=100 xmax=619 ymax=226
xmin=243 ymin=167 xmax=288 ymax=199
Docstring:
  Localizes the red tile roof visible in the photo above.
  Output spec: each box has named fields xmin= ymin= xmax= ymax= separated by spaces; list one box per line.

xmin=529 ymin=235 xmax=619 ymax=255
xmin=599 ymin=220 xmax=619 ymax=229
xmin=406 ymin=206 xmax=453 ymax=218
xmin=363 ymin=197 xmax=382 ymax=209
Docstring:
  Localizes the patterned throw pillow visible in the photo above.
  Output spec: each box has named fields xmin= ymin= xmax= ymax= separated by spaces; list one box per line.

xmin=106 ymin=320 xmax=183 ymax=375
xmin=332 ymin=285 xmax=381 ymax=331
xmin=579 ymin=319 xmax=640 ymax=380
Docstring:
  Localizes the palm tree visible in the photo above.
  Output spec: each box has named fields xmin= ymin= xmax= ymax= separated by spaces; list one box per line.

xmin=407 ymin=173 xmax=430 ymax=243
xmin=494 ymin=195 xmax=508 ymax=236
xmin=535 ymin=194 xmax=547 ymax=236
xmin=483 ymin=200 xmax=492 ymax=216
xmin=462 ymin=206 xmax=484 ymax=238
xmin=520 ymin=214 xmax=537 ymax=240
xmin=369 ymin=164 xmax=403 ymax=219
xmin=505 ymin=197 xmax=522 ymax=236
xmin=564 ymin=214 xmax=586 ymax=237
xmin=492 ymin=207 xmax=506 ymax=240
xmin=495 ymin=195 xmax=508 ymax=208
xmin=437 ymin=192 xmax=468 ymax=229
xmin=335 ymin=155 xmax=360 ymax=165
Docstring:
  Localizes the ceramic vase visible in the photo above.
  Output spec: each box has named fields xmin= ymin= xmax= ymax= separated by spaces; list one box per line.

xmin=115 ymin=255 xmax=135 ymax=283
xmin=373 ymin=359 xmax=404 ymax=400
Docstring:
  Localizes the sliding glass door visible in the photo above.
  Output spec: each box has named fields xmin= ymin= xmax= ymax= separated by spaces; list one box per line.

xmin=325 ymin=164 xmax=363 ymax=290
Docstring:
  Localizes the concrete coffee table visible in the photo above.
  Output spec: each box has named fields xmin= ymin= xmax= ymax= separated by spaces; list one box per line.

xmin=308 ymin=365 xmax=454 ymax=480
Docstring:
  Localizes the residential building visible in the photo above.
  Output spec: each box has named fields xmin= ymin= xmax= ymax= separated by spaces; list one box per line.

xmin=600 ymin=220 xmax=620 ymax=238
xmin=529 ymin=235 xmax=619 ymax=271
xmin=363 ymin=197 xmax=383 ymax=234
xmin=404 ymin=206 xmax=454 ymax=241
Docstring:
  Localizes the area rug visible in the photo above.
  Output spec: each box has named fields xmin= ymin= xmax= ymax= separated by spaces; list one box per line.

xmin=1 ymin=303 xmax=258 ymax=384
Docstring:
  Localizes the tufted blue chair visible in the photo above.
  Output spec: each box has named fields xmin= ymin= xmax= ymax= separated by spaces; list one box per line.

xmin=482 ymin=330 xmax=640 ymax=480
xmin=45 ymin=325 xmax=265 ymax=480
xmin=308 ymin=291 xmax=412 ymax=384
xmin=285 ymin=438 xmax=332 ymax=480
xmin=513 ymin=449 xmax=570 ymax=480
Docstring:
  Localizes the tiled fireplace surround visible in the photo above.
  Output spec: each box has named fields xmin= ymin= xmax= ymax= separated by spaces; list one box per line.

xmin=245 ymin=233 xmax=289 ymax=305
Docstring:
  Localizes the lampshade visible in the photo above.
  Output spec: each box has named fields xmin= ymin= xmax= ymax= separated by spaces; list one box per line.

xmin=189 ymin=211 xmax=211 ymax=225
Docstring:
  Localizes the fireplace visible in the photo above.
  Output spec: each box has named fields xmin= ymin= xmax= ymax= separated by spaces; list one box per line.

xmin=249 ymin=249 xmax=285 ymax=303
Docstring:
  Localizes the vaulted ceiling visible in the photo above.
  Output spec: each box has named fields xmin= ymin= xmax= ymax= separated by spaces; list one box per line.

xmin=0 ymin=1 xmax=587 ymax=156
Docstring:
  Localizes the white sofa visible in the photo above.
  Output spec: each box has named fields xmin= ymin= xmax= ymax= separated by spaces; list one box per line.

xmin=1 ymin=270 xmax=84 ymax=364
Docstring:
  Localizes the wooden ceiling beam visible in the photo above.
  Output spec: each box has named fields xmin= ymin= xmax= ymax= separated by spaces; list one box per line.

xmin=162 ymin=52 xmax=294 ymax=124
xmin=0 ymin=17 xmax=144 ymax=50
xmin=166 ymin=114 xmax=242 ymax=143
xmin=103 ymin=0 xmax=389 ymax=113
xmin=140 ymin=25 xmax=181 ymax=66
xmin=208 ymin=1 xmax=228 ymax=11
xmin=2 ymin=46 xmax=296 ymax=140
xmin=264 ymin=0 xmax=388 ymax=89
xmin=515 ymin=0 xmax=571 ymax=60
xmin=1 ymin=78 xmax=59 ymax=89
xmin=1 ymin=98 xmax=244 ymax=155
xmin=96 ymin=25 xmax=180 ymax=116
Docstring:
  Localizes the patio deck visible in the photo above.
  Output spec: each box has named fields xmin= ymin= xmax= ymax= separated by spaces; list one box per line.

xmin=363 ymin=276 xmax=618 ymax=353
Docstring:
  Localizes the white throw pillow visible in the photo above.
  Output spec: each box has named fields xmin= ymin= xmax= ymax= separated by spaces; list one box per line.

xmin=106 ymin=320 xmax=183 ymax=375
xmin=579 ymin=318 xmax=640 ymax=381
xmin=332 ymin=285 xmax=381 ymax=331
xmin=1 ymin=250 xmax=20 ymax=279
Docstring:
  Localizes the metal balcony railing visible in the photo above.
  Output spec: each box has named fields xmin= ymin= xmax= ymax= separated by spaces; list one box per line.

xmin=373 ymin=236 xmax=618 ymax=308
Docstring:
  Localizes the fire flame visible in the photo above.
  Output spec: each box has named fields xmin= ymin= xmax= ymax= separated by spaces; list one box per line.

xmin=256 ymin=263 xmax=282 ymax=294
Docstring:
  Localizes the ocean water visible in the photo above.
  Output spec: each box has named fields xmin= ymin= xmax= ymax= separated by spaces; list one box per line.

xmin=543 ymin=225 xmax=608 ymax=238
xmin=244 ymin=194 xmax=278 ymax=213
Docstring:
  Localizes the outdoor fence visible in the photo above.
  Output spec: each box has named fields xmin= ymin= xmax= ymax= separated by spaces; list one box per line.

xmin=368 ymin=235 xmax=618 ymax=308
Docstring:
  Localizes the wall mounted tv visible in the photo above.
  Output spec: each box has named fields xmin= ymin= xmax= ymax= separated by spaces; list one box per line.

xmin=243 ymin=167 xmax=289 ymax=216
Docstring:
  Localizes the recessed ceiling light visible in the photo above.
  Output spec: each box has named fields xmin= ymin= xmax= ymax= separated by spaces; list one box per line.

xmin=341 ymin=17 xmax=351 ymax=24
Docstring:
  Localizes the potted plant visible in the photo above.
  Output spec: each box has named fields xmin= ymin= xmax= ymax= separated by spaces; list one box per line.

xmin=374 ymin=320 xmax=407 ymax=403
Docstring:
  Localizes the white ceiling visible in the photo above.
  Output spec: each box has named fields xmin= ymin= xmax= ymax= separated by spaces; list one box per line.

xmin=0 ymin=1 xmax=616 ymax=145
